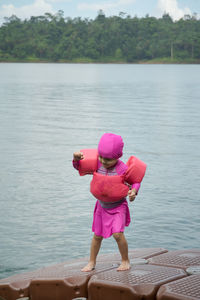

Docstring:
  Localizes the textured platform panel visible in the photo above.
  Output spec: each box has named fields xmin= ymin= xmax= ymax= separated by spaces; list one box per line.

xmin=0 ymin=269 xmax=38 ymax=300
xmin=88 ymin=264 xmax=186 ymax=300
xmin=157 ymin=275 xmax=200 ymax=300
xmin=97 ymin=247 xmax=168 ymax=263
xmin=148 ymin=249 xmax=200 ymax=270
xmin=0 ymin=258 xmax=116 ymax=300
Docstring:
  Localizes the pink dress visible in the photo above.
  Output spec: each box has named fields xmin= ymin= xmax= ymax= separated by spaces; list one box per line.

xmin=92 ymin=198 xmax=131 ymax=238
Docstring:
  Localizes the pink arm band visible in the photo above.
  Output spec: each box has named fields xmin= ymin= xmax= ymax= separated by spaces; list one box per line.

xmin=115 ymin=160 xmax=141 ymax=194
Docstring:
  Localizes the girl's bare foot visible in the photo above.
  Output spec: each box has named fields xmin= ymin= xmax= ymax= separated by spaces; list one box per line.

xmin=81 ymin=262 xmax=95 ymax=272
xmin=117 ymin=260 xmax=131 ymax=271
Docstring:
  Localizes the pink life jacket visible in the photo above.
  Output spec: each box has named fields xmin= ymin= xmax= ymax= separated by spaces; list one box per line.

xmin=78 ymin=149 xmax=147 ymax=202
xmin=90 ymin=172 xmax=129 ymax=202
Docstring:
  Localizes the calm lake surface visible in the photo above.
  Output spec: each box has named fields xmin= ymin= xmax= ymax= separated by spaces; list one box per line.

xmin=0 ymin=63 xmax=200 ymax=279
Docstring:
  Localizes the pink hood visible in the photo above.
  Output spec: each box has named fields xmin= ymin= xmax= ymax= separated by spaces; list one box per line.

xmin=98 ymin=133 xmax=124 ymax=159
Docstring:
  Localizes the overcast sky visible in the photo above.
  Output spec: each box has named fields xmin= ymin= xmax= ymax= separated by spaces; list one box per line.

xmin=0 ymin=0 xmax=199 ymax=24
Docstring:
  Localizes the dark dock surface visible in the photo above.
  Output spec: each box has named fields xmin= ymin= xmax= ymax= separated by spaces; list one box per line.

xmin=0 ymin=248 xmax=200 ymax=300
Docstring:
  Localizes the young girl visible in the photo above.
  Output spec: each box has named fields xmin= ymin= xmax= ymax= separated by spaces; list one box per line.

xmin=73 ymin=133 xmax=141 ymax=272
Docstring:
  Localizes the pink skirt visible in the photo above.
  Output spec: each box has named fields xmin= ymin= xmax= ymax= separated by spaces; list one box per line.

xmin=92 ymin=200 xmax=131 ymax=238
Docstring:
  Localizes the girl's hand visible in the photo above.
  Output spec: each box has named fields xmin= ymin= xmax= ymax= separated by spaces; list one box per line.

xmin=73 ymin=151 xmax=84 ymax=161
xmin=128 ymin=188 xmax=137 ymax=202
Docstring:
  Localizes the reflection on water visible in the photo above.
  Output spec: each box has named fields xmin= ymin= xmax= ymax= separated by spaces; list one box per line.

xmin=0 ymin=63 xmax=200 ymax=279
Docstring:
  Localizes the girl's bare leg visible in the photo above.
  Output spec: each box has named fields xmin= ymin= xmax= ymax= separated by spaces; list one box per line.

xmin=81 ymin=234 xmax=103 ymax=272
xmin=113 ymin=232 xmax=130 ymax=271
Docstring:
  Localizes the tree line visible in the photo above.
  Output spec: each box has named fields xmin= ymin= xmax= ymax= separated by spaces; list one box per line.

xmin=0 ymin=10 xmax=200 ymax=63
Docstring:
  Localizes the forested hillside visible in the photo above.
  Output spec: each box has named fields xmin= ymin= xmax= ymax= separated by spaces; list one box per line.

xmin=0 ymin=10 xmax=200 ymax=63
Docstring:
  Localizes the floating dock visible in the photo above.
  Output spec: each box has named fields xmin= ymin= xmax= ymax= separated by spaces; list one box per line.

xmin=0 ymin=248 xmax=200 ymax=300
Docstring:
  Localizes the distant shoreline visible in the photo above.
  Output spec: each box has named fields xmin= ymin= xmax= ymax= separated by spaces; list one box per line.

xmin=1 ymin=59 xmax=200 ymax=64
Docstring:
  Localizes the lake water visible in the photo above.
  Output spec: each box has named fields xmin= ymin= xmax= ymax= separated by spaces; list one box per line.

xmin=0 ymin=63 xmax=200 ymax=279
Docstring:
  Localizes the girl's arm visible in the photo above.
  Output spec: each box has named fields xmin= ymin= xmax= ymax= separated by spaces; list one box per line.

xmin=128 ymin=183 xmax=140 ymax=202
xmin=131 ymin=182 xmax=141 ymax=194
xmin=72 ymin=151 xmax=84 ymax=170
xmin=73 ymin=160 xmax=80 ymax=170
